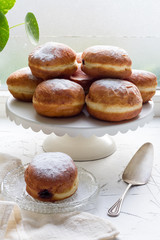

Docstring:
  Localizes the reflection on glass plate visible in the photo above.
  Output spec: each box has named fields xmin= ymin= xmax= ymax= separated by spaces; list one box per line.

xmin=2 ymin=164 xmax=99 ymax=214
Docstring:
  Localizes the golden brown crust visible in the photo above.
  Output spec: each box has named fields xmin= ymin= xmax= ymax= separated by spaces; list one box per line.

xmin=124 ymin=69 xmax=157 ymax=103
xmin=125 ymin=69 xmax=157 ymax=86
xmin=28 ymin=42 xmax=78 ymax=80
xmin=87 ymin=79 xmax=142 ymax=105
xmin=81 ymin=45 xmax=132 ymax=79
xmin=76 ymin=52 xmax=82 ymax=63
xmin=81 ymin=65 xmax=132 ymax=79
xmin=82 ymin=45 xmax=132 ymax=65
xmin=29 ymin=64 xmax=77 ymax=81
xmin=140 ymin=91 xmax=156 ymax=103
xmin=8 ymin=92 xmax=34 ymax=102
xmin=69 ymin=64 xmax=97 ymax=94
xmin=6 ymin=67 xmax=43 ymax=102
xmin=33 ymin=79 xmax=85 ymax=117
xmin=86 ymin=105 xmax=142 ymax=122
xmin=25 ymin=152 xmax=78 ymax=202
xmin=85 ymin=79 xmax=143 ymax=122
xmin=25 ymin=180 xmax=78 ymax=202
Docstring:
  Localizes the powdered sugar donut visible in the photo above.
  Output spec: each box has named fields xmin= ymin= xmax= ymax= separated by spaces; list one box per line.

xmin=33 ymin=79 xmax=85 ymax=117
xmin=81 ymin=45 xmax=132 ymax=79
xmin=7 ymin=67 xmax=43 ymax=102
xmin=85 ymin=79 xmax=143 ymax=122
xmin=124 ymin=69 xmax=157 ymax=103
xmin=25 ymin=152 xmax=78 ymax=202
xmin=28 ymin=42 xmax=78 ymax=80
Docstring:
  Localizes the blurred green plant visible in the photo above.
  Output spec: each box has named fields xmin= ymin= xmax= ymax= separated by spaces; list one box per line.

xmin=0 ymin=0 xmax=39 ymax=51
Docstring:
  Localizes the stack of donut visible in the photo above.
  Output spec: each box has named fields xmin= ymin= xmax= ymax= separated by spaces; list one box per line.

xmin=7 ymin=41 xmax=157 ymax=122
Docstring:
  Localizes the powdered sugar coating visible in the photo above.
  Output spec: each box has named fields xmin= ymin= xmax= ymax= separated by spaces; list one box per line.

xmin=131 ymin=69 xmax=156 ymax=79
xmin=41 ymin=78 xmax=82 ymax=91
xmin=33 ymin=42 xmax=59 ymax=61
xmin=94 ymin=78 xmax=136 ymax=91
xmin=82 ymin=45 xmax=132 ymax=65
xmin=126 ymin=69 xmax=157 ymax=86
xmin=12 ymin=67 xmax=39 ymax=81
xmin=30 ymin=42 xmax=75 ymax=62
xmin=30 ymin=152 xmax=75 ymax=179
xmin=85 ymin=45 xmax=127 ymax=55
xmin=88 ymin=79 xmax=142 ymax=104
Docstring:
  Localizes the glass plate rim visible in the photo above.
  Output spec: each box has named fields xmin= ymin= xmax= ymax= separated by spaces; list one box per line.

xmin=2 ymin=164 xmax=100 ymax=213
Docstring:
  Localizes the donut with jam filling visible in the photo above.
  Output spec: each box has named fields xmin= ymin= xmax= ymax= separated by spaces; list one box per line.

xmin=25 ymin=152 xmax=78 ymax=202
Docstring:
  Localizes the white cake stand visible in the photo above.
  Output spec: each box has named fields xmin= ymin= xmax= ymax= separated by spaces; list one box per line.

xmin=6 ymin=97 xmax=154 ymax=161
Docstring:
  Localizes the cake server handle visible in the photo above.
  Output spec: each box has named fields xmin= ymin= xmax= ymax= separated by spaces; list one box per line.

xmin=107 ymin=183 xmax=132 ymax=217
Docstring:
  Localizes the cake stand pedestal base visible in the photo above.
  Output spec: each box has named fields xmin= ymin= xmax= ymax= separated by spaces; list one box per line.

xmin=43 ymin=134 xmax=116 ymax=161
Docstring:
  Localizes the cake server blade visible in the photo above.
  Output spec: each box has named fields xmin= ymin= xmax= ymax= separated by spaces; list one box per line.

xmin=107 ymin=142 xmax=154 ymax=217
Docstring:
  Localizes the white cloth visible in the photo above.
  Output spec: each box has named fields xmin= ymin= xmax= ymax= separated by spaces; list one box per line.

xmin=0 ymin=153 xmax=119 ymax=240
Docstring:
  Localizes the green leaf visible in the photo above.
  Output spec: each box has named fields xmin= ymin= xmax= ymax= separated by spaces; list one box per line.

xmin=0 ymin=0 xmax=16 ymax=14
xmin=25 ymin=12 xmax=39 ymax=45
xmin=0 ymin=11 xmax=9 ymax=51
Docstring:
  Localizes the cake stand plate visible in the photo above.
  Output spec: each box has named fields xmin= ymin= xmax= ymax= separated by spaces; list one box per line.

xmin=6 ymin=97 xmax=154 ymax=161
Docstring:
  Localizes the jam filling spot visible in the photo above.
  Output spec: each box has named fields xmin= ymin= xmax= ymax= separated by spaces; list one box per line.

xmin=82 ymin=59 xmax=85 ymax=65
xmin=38 ymin=189 xmax=53 ymax=199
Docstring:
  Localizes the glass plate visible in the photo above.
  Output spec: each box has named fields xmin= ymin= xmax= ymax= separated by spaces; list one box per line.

xmin=2 ymin=164 xmax=99 ymax=214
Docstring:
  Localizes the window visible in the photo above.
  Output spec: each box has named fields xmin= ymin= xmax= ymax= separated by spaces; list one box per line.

xmin=1 ymin=0 xmax=160 ymax=88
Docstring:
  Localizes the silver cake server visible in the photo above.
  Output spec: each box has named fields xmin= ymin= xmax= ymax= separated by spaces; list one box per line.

xmin=108 ymin=142 xmax=154 ymax=217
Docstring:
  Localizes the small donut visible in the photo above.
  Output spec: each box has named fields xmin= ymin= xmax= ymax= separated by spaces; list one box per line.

xmin=28 ymin=42 xmax=78 ymax=80
xmin=6 ymin=67 xmax=43 ymax=102
xmin=76 ymin=52 xmax=82 ymax=63
xmin=85 ymin=79 xmax=143 ymax=122
xmin=25 ymin=152 xmax=78 ymax=202
xmin=69 ymin=64 xmax=97 ymax=94
xmin=81 ymin=45 xmax=132 ymax=79
xmin=124 ymin=69 xmax=157 ymax=103
xmin=33 ymin=79 xmax=85 ymax=117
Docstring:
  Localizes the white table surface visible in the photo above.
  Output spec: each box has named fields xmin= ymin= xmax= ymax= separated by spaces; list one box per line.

xmin=0 ymin=116 xmax=160 ymax=240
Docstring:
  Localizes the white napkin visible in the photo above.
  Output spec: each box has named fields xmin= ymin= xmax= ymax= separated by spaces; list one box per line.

xmin=0 ymin=201 xmax=28 ymax=240
xmin=0 ymin=153 xmax=119 ymax=240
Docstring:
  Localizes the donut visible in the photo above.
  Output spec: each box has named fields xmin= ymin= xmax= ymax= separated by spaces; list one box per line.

xmin=85 ymin=79 xmax=143 ymax=122
xmin=28 ymin=42 xmax=78 ymax=80
xmin=124 ymin=69 xmax=157 ymax=103
xmin=69 ymin=64 xmax=97 ymax=94
xmin=24 ymin=152 xmax=78 ymax=202
xmin=81 ymin=45 xmax=132 ymax=79
xmin=6 ymin=67 xmax=43 ymax=102
xmin=76 ymin=52 xmax=82 ymax=63
xmin=33 ymin=79 xmax=85 ymax=117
